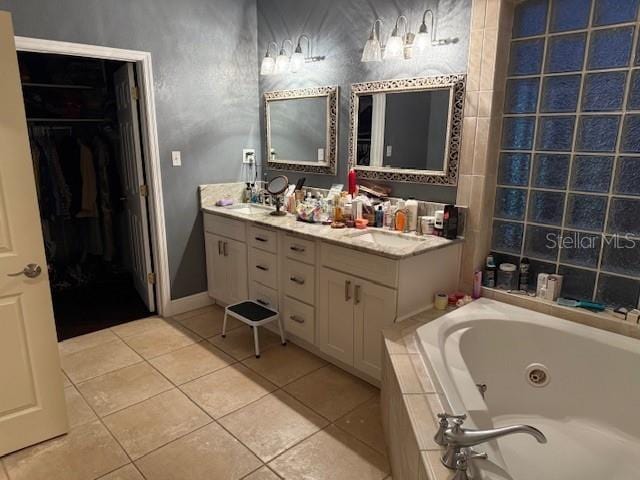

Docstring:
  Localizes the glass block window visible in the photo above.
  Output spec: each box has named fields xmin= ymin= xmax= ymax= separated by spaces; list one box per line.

xmin=492 ymin=0 xmax=640 ymax=309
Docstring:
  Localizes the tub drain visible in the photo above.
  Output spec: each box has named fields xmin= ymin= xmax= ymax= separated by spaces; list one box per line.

xmin=525 ymin=363 xmax=550 ymax=387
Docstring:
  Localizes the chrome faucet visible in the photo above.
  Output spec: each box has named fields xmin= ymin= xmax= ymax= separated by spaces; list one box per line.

xmin=435 ymin=413 xmax=547 ymax=470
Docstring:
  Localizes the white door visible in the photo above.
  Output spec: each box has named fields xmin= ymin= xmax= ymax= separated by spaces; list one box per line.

xmin=114 ymin=63 xmax=155 ymax=311
xmin=0 ymin=11 xmax=68 ymax=456
xmin=318 ymin=267 xmax=355 ymax=365
xmin=205 ymin=232 xmax=227 ymax=302
xmin=354 ymin=279 xmax=396 ymax=379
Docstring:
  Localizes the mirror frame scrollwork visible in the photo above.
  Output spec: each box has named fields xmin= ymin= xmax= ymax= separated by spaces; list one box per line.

xmin=348 ymin=74 xmax=465 ymax=185
xmin=265 ymin=85 xmax=339 ymax=175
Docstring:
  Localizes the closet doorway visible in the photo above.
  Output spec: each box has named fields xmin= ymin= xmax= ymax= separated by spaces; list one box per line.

xmin=17 ymin=49 xmax=159 ymax=341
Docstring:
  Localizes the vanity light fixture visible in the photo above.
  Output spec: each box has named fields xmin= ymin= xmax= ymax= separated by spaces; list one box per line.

xmin=275 ymin=39 xmax=293 ymax=74
xmin=383 ymin=15 xmax=408 ymax=60
xmin=260 ymin=42 xmax=278 ymax=75
xmin=260 ymin=36 xmax=325 ymax=75
xmin=361 ymin=19 xmax=384 ymax=62
xmin=361 ymin=2 xmax=458 ymax=64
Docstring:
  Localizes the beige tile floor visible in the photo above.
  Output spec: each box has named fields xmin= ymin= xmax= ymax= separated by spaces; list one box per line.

xmin=1 ymin=305 xmax=391 ymax=480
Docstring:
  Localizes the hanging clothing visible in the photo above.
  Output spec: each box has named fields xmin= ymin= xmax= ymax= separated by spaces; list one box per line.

xmin=39 ymin=136 xmax=72 ymax=217
xmin=94 ymin=136 xmax=116 ymax=261
xmin=76 ymin=143 xmax=98 ymax=218
xmin=58 ymin=136 xmax=83 ymax=217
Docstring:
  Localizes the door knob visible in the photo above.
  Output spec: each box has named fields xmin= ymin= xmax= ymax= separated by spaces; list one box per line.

xmin=8 ymin=263 xmax=42 ymax=278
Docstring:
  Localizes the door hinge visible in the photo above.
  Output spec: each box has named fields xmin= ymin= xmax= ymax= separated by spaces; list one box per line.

xmin=132 ymin=86 xmax=140 ymax=101
xmin=140 ymin=184 xmax=149 ymax=197
xmin=147 ymin=272 xmax=156 ymax=284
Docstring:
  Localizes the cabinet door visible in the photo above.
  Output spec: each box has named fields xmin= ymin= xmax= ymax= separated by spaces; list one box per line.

xmin=354 ymin=278 xmax=397 ymax=379
xmin=205 ymin=232 xmax=227 ymax=302
xmin=224 ymin=238 xmax=248 ymax=305
xmin=317 ymin=267 xmax=355 ymax=365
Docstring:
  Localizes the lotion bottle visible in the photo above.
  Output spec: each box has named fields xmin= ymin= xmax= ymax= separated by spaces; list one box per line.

xmin=406 ymin=198 xmax=418 ymax=231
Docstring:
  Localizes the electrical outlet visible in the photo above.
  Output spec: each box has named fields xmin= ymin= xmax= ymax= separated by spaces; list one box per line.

xmin=243 ymin=148 xmax=256 ymax=164
xmin=386 ymin=145 xmax=393 ymax=157
xmin=171 ymin=151 xmax=181 ymax=167
xmin=317 ymin=148 xmax=325 ymax=162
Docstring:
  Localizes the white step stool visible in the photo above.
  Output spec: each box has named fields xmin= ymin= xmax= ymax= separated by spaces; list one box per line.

xmin=222 ymin=301 xmax=286 ymax=358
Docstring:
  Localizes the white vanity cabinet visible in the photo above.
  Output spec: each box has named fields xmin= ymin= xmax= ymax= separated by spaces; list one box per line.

xmin=318 ymin=247 xmax=397 ymax=379
xmin=203 ymin=210 xmax=461 ymax=384
xmin=204 ymin=215 xmax=248 ymax=306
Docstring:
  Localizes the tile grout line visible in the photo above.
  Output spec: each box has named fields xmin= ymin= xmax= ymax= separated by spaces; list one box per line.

xmin=60 ymin=311 xmax=386 ymax=479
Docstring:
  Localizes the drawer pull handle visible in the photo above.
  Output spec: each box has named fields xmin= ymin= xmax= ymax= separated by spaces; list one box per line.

xmin=256 ymin=298 xmax=269 ymax=306
xmin=290 ymin=276 xmax=305 ymax=285
xmin=355 ymin=284 xmax=361 ymax=305
xmin=223 ymin=242 xmax=228 ymax=257
xmin=290 ymin=315 xmax=305 ymax=324
xmin=256 ymin=265 xmax=269 ymax=271
xmin=255 ymin=237 xmax=268 ymax=242
xmin=290 ymin=245 xmax=306 ymax=253
xmin=345 ymin=280 xmax=351 ymax=301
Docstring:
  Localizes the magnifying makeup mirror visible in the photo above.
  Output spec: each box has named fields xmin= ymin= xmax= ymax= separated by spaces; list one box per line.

xmin=266 ymin=175 xmax=289 ymax=216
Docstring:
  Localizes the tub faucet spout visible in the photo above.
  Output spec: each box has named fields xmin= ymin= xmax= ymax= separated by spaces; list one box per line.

xmin=435 ymin=413 xmax=547 ymax=470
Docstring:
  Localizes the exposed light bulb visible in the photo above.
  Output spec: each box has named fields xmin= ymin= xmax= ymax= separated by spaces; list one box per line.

xmin=275 ymin=49 xmax=290 ymax=74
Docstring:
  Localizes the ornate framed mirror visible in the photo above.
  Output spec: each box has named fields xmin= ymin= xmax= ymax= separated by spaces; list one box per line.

xmin=265 ymin=85 xmax=338 ymax=175
xmin=348 ymin=75 xmax=465 ymax=185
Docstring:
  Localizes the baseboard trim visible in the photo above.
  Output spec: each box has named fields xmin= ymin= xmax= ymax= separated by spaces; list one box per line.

xmin=166 ymin=292 xmax=214 ymax=317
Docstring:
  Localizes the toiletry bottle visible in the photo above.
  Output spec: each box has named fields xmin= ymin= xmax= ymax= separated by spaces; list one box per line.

xmin=348 ymin=168 xmax=357 ymax=196
xmin=472 ymin=271 xmax=482 ymax=299
xmin=433 ymin=210 xmax=444 ymax=236
xmin=394 ymin=202 xmax=407 ymax=232
xmin=375 ymin=205 xmax=384 ymax=228
xmin=518 ymin=257 xmax=530 ymax=291
xmin=483 ymin=255 xmax=497 ymax=288
xmin=406 ymin=198 xmax=419 ymax=232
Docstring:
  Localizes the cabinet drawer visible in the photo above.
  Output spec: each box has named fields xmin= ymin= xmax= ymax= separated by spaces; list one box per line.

xmin=204 ymin=213 xmax=246 ymax=242
xmin=321 ymin=243 xmax=398 ymax=288
xmin=248 ymin=225 xmax=277 ymax=253
xmin=284 ymin=234 xmax=315 ymax=264
xmin=249 ymin=281 xmax=279 ymax=311
xmin=282 ymin=296 xmax=314 ymax=344
xmin=283 ymin=258 xmax=315 ymax=305
xmin=249 ymin=248 xmax=277 ymax=289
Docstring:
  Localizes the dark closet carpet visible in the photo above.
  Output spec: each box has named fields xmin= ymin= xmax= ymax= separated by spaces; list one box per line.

xmin=53 ymin=273 xmax=152 ymax=341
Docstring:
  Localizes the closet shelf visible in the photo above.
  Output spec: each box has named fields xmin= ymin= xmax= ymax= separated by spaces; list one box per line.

xmin=22 ymin=82 xmax=97 ymax=90
xmin=27 ymin=118 xmax=108 ymax=123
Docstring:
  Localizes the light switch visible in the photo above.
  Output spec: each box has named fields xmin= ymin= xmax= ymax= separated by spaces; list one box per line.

xmin=317 ymin=148 xmax=325 ymax=162
xmin=171 ymin=151 xmax=181 ymax=167
xmin=386 ymin=145 xmax=393 ymax=157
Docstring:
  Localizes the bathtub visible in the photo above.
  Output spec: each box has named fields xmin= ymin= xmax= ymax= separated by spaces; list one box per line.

xmin=416 ymin=298 xmax=640 ymax=480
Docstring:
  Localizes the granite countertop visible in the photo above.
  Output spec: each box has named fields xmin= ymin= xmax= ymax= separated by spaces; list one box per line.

xmin=201 ymin=204 xmax=461 ymax=260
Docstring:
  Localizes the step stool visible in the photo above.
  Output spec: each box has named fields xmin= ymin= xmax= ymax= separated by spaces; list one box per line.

xmin=222 ymin=301 xmax=286 ymax=358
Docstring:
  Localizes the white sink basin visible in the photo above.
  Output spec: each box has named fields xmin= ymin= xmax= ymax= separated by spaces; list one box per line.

xmin=224 ymin=203 xmax=274 ymax=215
xmin=348 ymin=230 xmax=426 ymax=249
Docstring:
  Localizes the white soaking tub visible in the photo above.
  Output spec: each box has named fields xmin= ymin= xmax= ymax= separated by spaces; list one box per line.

xmin=416 ymin=298 xmax=640 ymax=480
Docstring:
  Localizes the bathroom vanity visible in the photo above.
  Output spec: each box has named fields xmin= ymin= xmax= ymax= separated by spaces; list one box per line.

xmin=201 ymin=196 xmax=462 ymax=384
